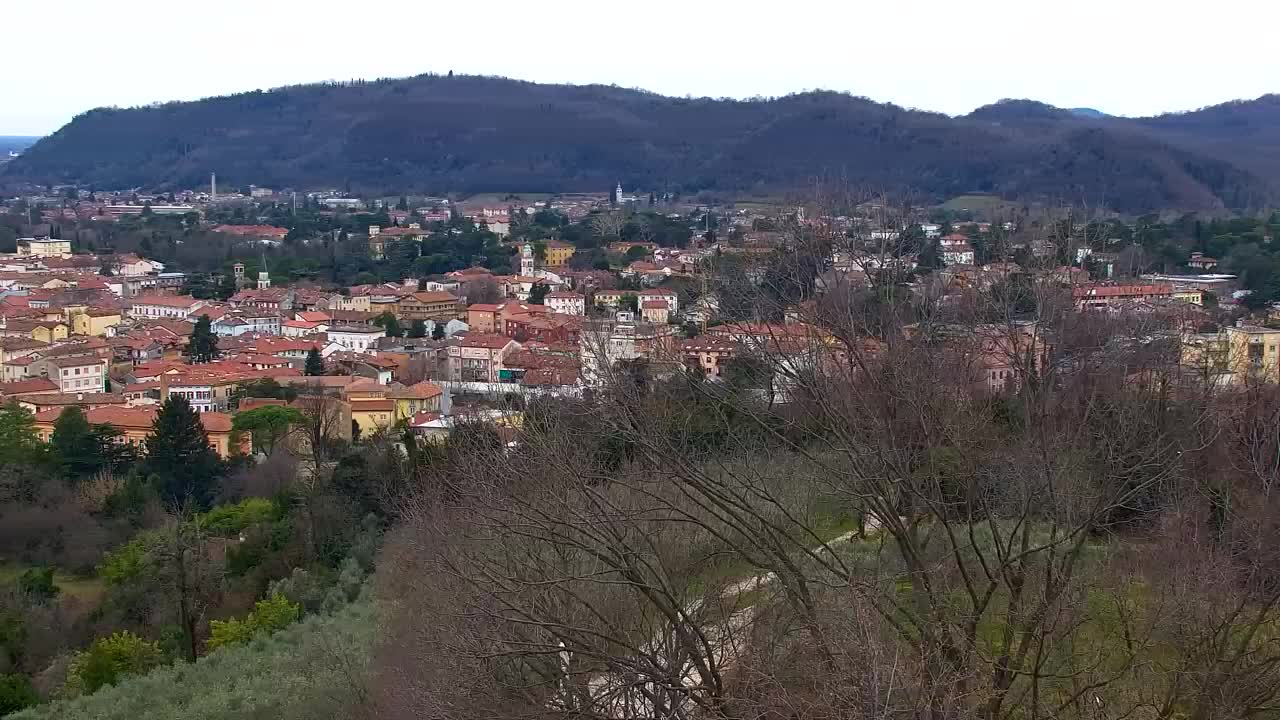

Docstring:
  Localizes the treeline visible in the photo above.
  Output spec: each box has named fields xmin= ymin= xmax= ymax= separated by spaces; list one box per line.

xmin=0 ymin=387 xmax=403 ymax=716
xmin=8 ymin=75 xmax=1278 ymax=212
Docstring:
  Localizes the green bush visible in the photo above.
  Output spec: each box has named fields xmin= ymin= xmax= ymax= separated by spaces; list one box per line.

xmin=206 ymin=594 xmax=300 ymax=651
xmin=65 ymin=632 xmax=162 ymax=696
xmin=97 ymin=532 xmax=156 ymax=586
xmin=198 ymin=498 xmax=280 ymax=537
xmin=17 ymin=567 xmax=59 ymax=603
xmin=0 ymin=673 xmax=38 ymax=715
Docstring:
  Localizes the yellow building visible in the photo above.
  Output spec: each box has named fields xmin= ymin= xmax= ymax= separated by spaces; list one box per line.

xmin=1173 ymin=289 xmax=1204 ymax=305
xmin=388 ymin=381 xmax=444 ymax=421
xmin=33 ymin=406 xmax=244 ymax=457
xmin=343 ymin=379 xmax=395 ymax=435
xmin=68 ymin=309 xmax=123 ymax=337
xmin=543 ymin=240 xmax=576 ymax=267
xmin=1223 ymin=325 xmax=1280 ymax=382
xmin=3 ymin=320 xmax=70 ymax=343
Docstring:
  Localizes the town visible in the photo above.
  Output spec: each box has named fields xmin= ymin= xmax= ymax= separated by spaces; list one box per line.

xmin=3 ymin=180 xmax=1276 ymax=447
xmin=6 ymin=177 xmax=1280 ymax=718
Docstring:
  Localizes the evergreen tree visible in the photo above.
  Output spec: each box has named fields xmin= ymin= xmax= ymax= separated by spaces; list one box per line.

xmin=304 ymin=347 xmax=325 ymax=376
xmin=431 ymin=322 xmax=446 ymax=340
xmin=375 ymin=311 xmax=403 ymax=338
xmin=0 ymin=402 xmax=42 ymax=465
xmin=185 ymin=315 xmax=220 ymax=363
xmin=408 ymin=319 xmax=427 ymax=338
xmin=51 ymin=407 xmax=95 ymax=480
xmin=396 ymin=196 xmax=408 ymax=211
xmin=527 ymin=283 xmax=550 ymax=305
xmin=917 ymin=238 xmax=943 ymax=270
xmin=144 ymin=396 xmax=222 ymax=512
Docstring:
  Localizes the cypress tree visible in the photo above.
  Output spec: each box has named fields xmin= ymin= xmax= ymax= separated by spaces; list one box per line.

xmin=144 ymin=396 xmax=222 ymax=512
xmin=185 ymin=315 xmax=220 ymax=363
xmin=304 ymin=347 xmax=325 ymax=376
xmin=51 ymin=407 xmax=95 ymax=480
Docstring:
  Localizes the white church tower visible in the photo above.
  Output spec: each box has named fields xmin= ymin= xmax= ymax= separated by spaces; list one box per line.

xmin=257 ymin=270 xmax=271 ymax=290
xmin=520 ymin=243 xmax=535 ymax=277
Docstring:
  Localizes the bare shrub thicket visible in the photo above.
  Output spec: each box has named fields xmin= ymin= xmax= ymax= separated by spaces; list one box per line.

xmin=371 ymin=193 xmax=1280 ymax=720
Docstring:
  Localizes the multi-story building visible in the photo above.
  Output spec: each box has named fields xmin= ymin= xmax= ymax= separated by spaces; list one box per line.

xmin=448 ymin=334 xmax=520 ymax=382
xmin=327 ymin=325 xmax=385 ymax=353
xmin=128 ymin=295 xmax=205 ymax=320
xmin=31 ymin=355 xmax=109 ymax=393
xmin=641 ymin=300 xmax=670 ymax=324
xmin=1072 ymin=284 xmax=1174 ymax=311
xmin=579 ymin=313 xmax=678 ymax=386
xmin=394 ymin=291 xmax=463 ymax=324
xmin=638 ymin=288 xmax=679 ymax=315
xmin=1224 ymin=325 xmax=1280 ymax=383
xmin=678 ymin=337 xmax=738 ymax=380
xmin=17 ymin=238 xmax=72 ymax=257
xmin=543 ymin=240 xmax=577 ymax=267
xmin=545 ymin=291 xmax=586 ymax=316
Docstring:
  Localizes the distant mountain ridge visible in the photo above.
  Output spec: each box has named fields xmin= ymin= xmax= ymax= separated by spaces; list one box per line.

xmin=6 ymin=75 xmax=1279 ymax=212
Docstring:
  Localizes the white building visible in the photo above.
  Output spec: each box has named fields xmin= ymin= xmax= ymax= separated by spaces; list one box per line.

xmin=638 ymin=288 xmax=679 ymax=314
xmin=17 ymin=238 xmax=71 ymax=257
xmin=42 ymin=356 xmax=108 ymax=393
xmin=545 ymin=291 xmax=585 ymax=316
xmin=128 ymin=295 xmax=205 ymax=320
xmin=327 ymin=325 xmax=385 ymax=353
xmin=210 ymin=313 xmax=282 ymax=337
xmin=112 ymin=254 xmax=165 ymax=276
xmin=942 ymin=245 xmax=976 ymax=266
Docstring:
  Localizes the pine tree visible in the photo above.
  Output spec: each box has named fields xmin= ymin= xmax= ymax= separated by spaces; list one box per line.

xmin=408 ymin=319 xmax=427 ymax=338
xmin=144 ymin=396 xmax=222 ymax=512
xmin=304 ymin=347 xmax=325 ymax=376
xmin=185 ymin=315 xmax=220 ymax=363
xmin=528 ymin=283 xmax=549 ymax=305
xmin=431 ymin=322 xmax=446 ymax=340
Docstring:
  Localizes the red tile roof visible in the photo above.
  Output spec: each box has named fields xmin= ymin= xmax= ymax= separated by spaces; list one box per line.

xmin=460 ymin=333 xmax=517 ymax=350
xmin=0 ymin=377 xmax=60 ymax=396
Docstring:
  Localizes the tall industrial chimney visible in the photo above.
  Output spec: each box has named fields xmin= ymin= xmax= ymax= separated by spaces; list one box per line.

xmin=211 ymin=172 xmax=217 ymax=201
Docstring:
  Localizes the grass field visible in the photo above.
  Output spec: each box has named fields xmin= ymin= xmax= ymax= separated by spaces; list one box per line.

xmin=0 ymin=563 xmax=105 ymax=602
xmin=939 ymin=193 xmax=1016 ymax=212
xmin=454 ymin=192 xmax=556 ymax=207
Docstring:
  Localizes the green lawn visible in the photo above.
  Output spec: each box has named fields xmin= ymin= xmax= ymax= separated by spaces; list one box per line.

xmin=939 ymin=193 xmax=1016 ymax=212
xmin=0 ymin=563 xmax=105 ymax=602
xmin=455 ymin=192 xmax=555 ymax=207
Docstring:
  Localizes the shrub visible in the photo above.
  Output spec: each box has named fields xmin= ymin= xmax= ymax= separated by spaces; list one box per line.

xmin=206 ymin=594 xmax=300 ymax=651
xmin=199 ymin=498 xmax=280 ymax=537
xmin=0 ymin=673 xmax=38 ymax=715
xmin=65 ymin=632 xmax=162 ymax=696
xmin=17 ymin=567 xmax=59 ymax=603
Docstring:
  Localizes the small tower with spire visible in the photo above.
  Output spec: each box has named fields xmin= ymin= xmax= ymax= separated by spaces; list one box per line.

xmin=520 ymin=243 xmax=535 ymax=277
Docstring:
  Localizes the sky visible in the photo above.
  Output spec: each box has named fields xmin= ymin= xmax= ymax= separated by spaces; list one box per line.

xmin=5 ymin=0 xmax=1280 ymax=136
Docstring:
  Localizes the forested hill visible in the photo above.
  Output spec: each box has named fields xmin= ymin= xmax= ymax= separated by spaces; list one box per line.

xmin=6 ymin=74 xmax=1277 ymax=212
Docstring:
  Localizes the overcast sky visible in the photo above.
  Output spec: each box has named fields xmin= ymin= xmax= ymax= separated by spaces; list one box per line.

xmin=5 ymin=0 xmax=1279 ymax=136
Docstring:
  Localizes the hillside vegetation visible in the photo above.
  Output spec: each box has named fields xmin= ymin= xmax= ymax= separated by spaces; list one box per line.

xmin=6 ymin=75 xmax=1278 ymax=212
